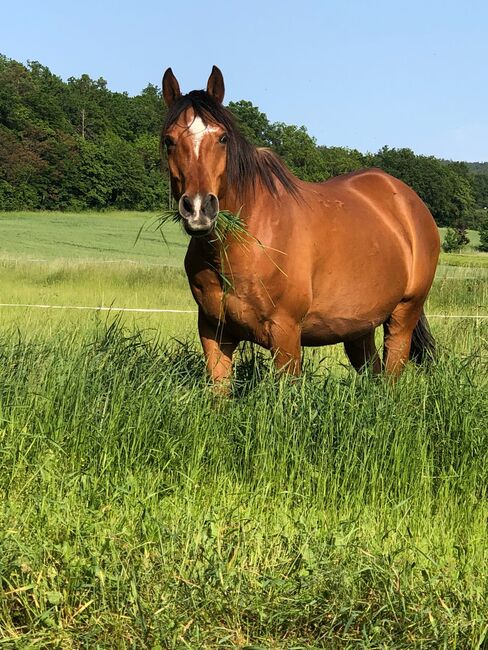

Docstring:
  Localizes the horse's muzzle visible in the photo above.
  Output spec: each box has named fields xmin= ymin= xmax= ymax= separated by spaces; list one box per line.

xmin=179 ymin=193 xmax=219 ymax=236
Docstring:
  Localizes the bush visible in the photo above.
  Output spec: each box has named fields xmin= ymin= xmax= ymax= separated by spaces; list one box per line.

xmin=442 ymin=225 xmax=470 ymax=253
xmin=478 ymin=213 xmax=488 ymax=252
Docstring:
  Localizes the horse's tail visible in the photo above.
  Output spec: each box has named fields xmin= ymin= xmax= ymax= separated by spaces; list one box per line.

xmin=409 ymin=310 xmax=436 ymax=364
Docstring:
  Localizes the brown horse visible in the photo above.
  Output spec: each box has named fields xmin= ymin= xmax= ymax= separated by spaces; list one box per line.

xmin=161 ymin=66 xmax=440 ymax=384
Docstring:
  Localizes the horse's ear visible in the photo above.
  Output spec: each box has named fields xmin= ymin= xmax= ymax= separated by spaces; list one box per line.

xmin=162 ymin=68 xmax=182 ymax=106
xmin=206 ymin=65 xmax=225 ymax=104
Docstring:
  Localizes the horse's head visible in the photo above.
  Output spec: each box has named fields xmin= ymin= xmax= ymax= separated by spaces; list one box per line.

xmin=162 ymin=66 xmax=299 ymax=236
xmin=162 ymin=66 xmax=228 ymax=236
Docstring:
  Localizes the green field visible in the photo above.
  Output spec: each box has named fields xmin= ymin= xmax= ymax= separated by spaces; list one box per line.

xmin=0 ymin=211 xmax=187 ymax=265
xmin=0 ymin=212 xmax=487 ymax=648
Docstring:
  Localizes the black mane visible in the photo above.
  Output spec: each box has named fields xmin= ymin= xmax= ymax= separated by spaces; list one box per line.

xmin=162 ymin=90 xmax=300 ymax=201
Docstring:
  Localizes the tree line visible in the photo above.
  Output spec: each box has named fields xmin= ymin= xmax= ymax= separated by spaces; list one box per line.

xmin=1 ymin=54 xmax=487 ymax=230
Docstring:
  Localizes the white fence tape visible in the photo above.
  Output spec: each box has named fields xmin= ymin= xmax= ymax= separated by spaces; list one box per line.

xmin=0 ymin=303 xmax=197 ymax=314
xmin=427 ymin=314 xmax=487 ymax=319
xmin=0 ymin=303 xmax=486 ymax=319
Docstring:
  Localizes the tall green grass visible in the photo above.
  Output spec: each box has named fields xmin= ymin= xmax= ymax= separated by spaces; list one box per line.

xmin=0 ymin=318 xmax=486 ymax=647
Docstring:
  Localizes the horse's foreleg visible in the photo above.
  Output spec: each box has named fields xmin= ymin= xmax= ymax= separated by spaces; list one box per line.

xmin=198 ymin=311 xmax=237 ymax=386
xmin=344 ymin=331 xmax=382 ymax=374
xmin=268 ymin=320 xmax=302 ymax=376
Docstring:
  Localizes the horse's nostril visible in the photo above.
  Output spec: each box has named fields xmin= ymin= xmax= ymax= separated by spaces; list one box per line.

xmin=182 ymin=195 xmax=193 ymax=214
xmin=203 ymin=193 xmax=219 ymax=218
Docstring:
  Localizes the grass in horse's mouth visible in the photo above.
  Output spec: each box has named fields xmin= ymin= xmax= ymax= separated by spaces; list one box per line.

xmin=148 ymin=208 xmax=249 ymax=243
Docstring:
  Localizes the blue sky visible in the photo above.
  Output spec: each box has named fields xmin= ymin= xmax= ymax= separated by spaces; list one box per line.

xmin=2 ymin=0 xmax=487 ymax=161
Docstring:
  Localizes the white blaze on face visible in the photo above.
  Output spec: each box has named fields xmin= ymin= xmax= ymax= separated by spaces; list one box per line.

xmin=192 ymin=194 xmax=202 ymax=215
xmin=187 ymin=115 xmax=218 ymax=159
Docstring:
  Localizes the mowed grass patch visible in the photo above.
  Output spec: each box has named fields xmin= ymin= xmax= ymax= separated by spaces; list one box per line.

xmin=0 ymin=211 xmax=188 ymax=265
xmin=0 ymin=319 xmax=486 ymax=647
xmin=1 ymin=213 xmax=486 ymax=267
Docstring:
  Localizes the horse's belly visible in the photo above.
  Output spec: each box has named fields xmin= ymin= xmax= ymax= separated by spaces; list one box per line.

xmin=301 ymin=255 xmax=409 ymax=345
xmin=300 ymin=304 xmax=394 ymax=346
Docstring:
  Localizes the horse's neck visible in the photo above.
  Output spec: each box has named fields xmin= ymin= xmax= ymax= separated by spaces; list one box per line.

xmin=219 ymin=183 xmax=271 ymax=231
xmin=218 ymin=187 xmax=248 ymax=216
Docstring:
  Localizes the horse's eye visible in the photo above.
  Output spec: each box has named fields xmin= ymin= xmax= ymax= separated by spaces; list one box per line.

xmin=219 ymin=134 xmax=228 ymax=144
xmin=164 ymin=136 xmax=175 ymax=148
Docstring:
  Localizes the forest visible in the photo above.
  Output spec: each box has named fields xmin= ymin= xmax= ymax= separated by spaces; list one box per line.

xmin=1 ymin=54 xmax=487 ymax=228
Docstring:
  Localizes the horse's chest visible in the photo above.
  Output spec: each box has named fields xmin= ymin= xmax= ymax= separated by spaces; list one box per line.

xmin=189 ymin=271 xmax=265 ymax=338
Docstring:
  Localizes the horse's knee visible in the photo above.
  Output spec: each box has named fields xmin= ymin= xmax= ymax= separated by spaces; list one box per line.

xmin=266 ymin=319 xmax=302 ymax=375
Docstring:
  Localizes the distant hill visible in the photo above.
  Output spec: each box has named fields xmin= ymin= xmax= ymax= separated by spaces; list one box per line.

xmin=440 ymin=160 xmax=488 ymax=175
xmin=467 ymin=162 xmax=488 ymax=175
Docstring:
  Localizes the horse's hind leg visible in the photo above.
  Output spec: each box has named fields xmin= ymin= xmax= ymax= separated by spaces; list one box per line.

xmin=344 ymin=330 xmax=382 ymax=374
xmin=383 ymin=301 xmax=424 ymax=377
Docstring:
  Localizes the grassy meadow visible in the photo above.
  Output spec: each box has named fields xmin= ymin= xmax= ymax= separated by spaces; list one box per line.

xmin=0 ymin=212 xmax=487 ymax=648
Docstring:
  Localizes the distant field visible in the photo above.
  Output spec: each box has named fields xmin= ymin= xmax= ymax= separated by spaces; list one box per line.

xmin=0 ymin=210 xmax=187 ymax=265
xmin=0 ymin=211 xmax=195 ymax=336
xmin=0 ymin=211 xmax=487 ymax=647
